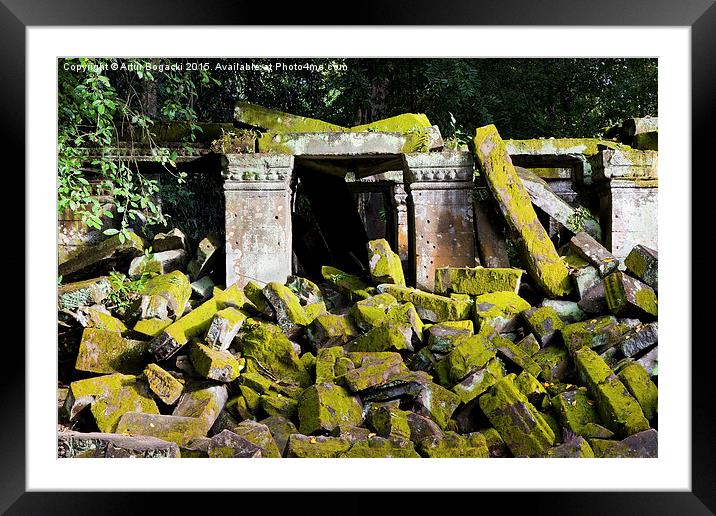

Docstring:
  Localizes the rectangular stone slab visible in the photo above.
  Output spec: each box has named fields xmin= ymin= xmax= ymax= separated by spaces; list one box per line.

xmin=471 ymin=125 xmax=571 ymax=297
xmin=58 ymin=431 xmax=179 ymax=458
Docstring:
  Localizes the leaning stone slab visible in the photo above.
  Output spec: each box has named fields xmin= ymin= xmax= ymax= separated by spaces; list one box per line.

xmin=321 ymin=266 xmax=373 ymax=301
xmin=58 ymin=231 xmax=145 ymax=280
xmin=515 ymin=167 xmax=601 ymax=240
xmin=521 ymin=306 xmax=563 ymax=347
xmin=263 ymin=281 xmax=313 ymax=335
xmin=471 ymin=124 xmax=571 ymax=297
xmin=58 ymin=431 xmax=179 ymax=458
xmin=144 ymin=363 xmax=185 ymax=405
xmin=478 ymin=374 xmax=556 ymax=457
xmin=128 ymin=249 xmax=188 ymax=280
xmin=75 ymin=328 xmax=150 ymax=375
xmin=133 ymin=318 xmax=172 ymax=339
xmin=618 ymin=362 xmax=658 ymax=420
xmin=574 ymin=347 xmax=650 ymax=437
xmin=367 ymin=238 xmax=406 ymax=287
xmin=378 ymin=284 xmax=472 ymax=323
xmin=84 ymin=306 xmax=127 ymax=333
xmin=149 ymin=283 xmax=247 ymax=361
xmin=625 ymin=244 xmax=658 ymax=290
xmin=435 ymin=266 xmax=522 ymax=296
xmin=426 ymin=321 xmax=474 ymax=353
xmin=205 ymin=307 xmax=247 ymax=351
xmin=297 ymin=382 xmax=363 ymax=434
xmin=189 ymin=343 xmax=242 ymax=382
xmin=261 ymin=392 xmax=299 ymax=419
xmin=414 ymin=382 xmax=461 ymax=429
xmin=64 ymin=374 xmax=159 ymax=433
xmin=173 ymin=383 xmax=228 ymax=434
xmin=406 ymin=412 xmax=445 ymax=444
xmin=58 ymin=276 xmax=112 ymax=310
xmin=516 ymin=333 xmax=540 ymax=356
xmin=286 ymin=434 xmax=353 ymax=458
xmin=360 ymin=370 xmax=433 ymax=402
xmin=577 ymin=282 xmax=609 ymax=314
xmin=342 ymin=353 xmax=406 ymax=392
xmin=237 ymin=321 xmax=311 ymax=387
xmin=473 ymin=291 xmax=531 ymax=332
xmin=604 ymin=271 xmax=658 ymax=319
xmin=418 ymin=431 xmax=489 ymax=458
xmin=445 ymin=334 xmax=498 ymax=383
xmin=571 ymin=265 xmax=601 ymax=299
xmin=493 ymin=336 xmax=543 ymax=378
xmin=235 ymin=100 xmax=346 ymax=133
xmin=569 ymin=232 xmax=618 ymax=277
xmin=369 ymin=406 xmax=411 ymax=440
xmin=481 ymin=427 xmax=510 ymax=458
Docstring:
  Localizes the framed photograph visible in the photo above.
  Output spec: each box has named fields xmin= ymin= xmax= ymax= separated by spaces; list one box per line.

xmin=9 ymin=0 xmax=712 ymax=513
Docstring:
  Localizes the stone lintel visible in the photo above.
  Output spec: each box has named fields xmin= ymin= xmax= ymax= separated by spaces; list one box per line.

xmin=589 ymin=148 xmax=658 ymax=182
xmin=402 ymin=152 xmax=474 ymax=189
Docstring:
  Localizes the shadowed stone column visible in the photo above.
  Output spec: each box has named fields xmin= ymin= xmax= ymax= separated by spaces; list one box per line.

xmin=392 ymin=183 xmax=409 ymax=262
xmin=403 ymin=152 xmax=478 ymax=291
xmin=222 ymin=154 xmax=294 ymax=288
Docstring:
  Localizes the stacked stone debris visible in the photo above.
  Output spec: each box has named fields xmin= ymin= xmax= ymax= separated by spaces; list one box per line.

xmin=57 ymin=121 xmax=657 ymax=459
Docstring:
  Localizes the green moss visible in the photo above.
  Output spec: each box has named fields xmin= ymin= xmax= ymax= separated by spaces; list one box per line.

xmin=414 ymin=382 xmax=461 ymax=430
xmin=473 ymin=291 xmax=531 ymax=332
xmin=75 ymin=328 xmax=150 ymax=375
xmin=297 ymin=382 xmax=363 ymax=434
xmin=532 ymin=344 xmax=571 ymax=382
xmin=574 ymin=347 xmax=650 ymax=437
xmin=451 ymin=357 xmax=504 ymax=403
xmin=235 ymin=101 xmax=346 ymax=133
xmin=144 ymin=363 xmax=185 ymax=405
xmin=418 ymin=432 xmax=489 ymax=458
xmin=315 ymin=346 xmax=348 ymax=384
xmin=321 ymin=265 xmax=373 ymax=300
xmin=134 ymin=318 xmax=172 ymax=338
xmin=618 ymin=362 xmax=658 ymax=420
xmin=492 ymin=335 xmax=543 ymax=378
xmin=347 ymin=322 xmax=413 ymax=353
xmin=342 ymin=353 xmax=406 ymax=391
xmin=478 ymin=374 xmax=556 ymax=457
xmin=286 ymin=435 xmax=353 ymax=458
xmin=141 ymin=270 xmax=192 ymax=318
xmin=306 ymin=313 xmax=360 ymax=348
xmin=505 ymin=137 xmax=629 ymax=156
xmin=446 ymin=334 xmax=497 ymax=383
xmin=370 ymin=406 xmax=411 ymax=440
xmin=238 ymin=371 xmax=274 ymax=394
xmin=338 ymin=438 xmax=421 ymax=458
xmin=378 ymin=284 xmax=472 ymax=323
xmin=604 ymin=271 xmax=658 ymax=317
xmin=86 ymin=307 xmax=128 ymax=333
xmin=243 ymin=280 xmax=270 ymax=314
xmin=116 ymin=413 xmax=206 ymax=447
xmin=522 ymin=306 xmax=564 ymax=345
xmin=263 ymin=281 xmax=313 ymax=330
xmin=427 ymin=321 xmax=474 ymax=353
xmin=350 ymin=113 xmax=431 ymax=133
xmin=471 ymin=125 xmax=572 ymax=297
xmin=435 ymin=267 xmax=523 ymax=296
xmin=189 ymin=342 xmax=242 ymax=382
xmin=562 ymin=316 xmax=626 ymax=354
xmin=350 ymin=293 xmax=398 ymax=331
xmin=551 ymin=388 xmax=602 ymax=436
xmin=367 ymin=238 xmax=406 ymax=287
xmin=300 ymin=351 xmax=316 ymax=380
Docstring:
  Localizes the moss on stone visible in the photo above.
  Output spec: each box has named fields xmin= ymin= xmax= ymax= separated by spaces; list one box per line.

xmin=347 ymin=322 xmax=414 ymax=353
xmin=342 ymin=353 xmax=406 ymax=392
xmin=551 ymin=388 xmax=602 ymax=436
xmin=338 ymin=437 xmax=421 ymax=458
xmin=414 ymin=382 xmax=461 ymax=430
xmin=315 ymin=346 xmax=348 ymax=384
xmin=134 ymin=318 xmax=172 ymax=338
xmin=435 ymin=267 xmax=523 ymax=296
xmin=471 ymin=125 xmax=572 ymax=297
xmin=235 ymin=101 xmax=346 ymax=133
xmin=618 ymin=362 xmax=658 ymax=420
xmin=493 ymin=335 xmax=543 ymax=378
xmin=370 ymin=406 xmax=411 ymax=440
xmin=473 ymin=291 xmax=531 ymax=332
xmin=86 ymin=307 xmax=128 ymax=333
xmin=144 ymin=363 xmax=185 ymax=405
xmin=367 ymin=238 xmax=406 ymax=287
xmin=189 ymin=342 xmax=242 ymax=382
xmin=350 ymin=293 xmax=399 ymax=331
xmin=561 ymin=316 xmax=626 ymax=354
xmin=446 ymin=334 xmax=497 ymax=383
xmin=451 ymin=357 xmax=505 ymax=403
xmin=307 ymin=313 xmax=360 ymax=348
xmin=286 ymin=434 xmax=353 ymax=458
xmin=297 ymin=382 xmax=363 ymax=434
xmin=140 ymin=270 xmax=192 ymax=319
xmin=116 ymin=413 xmax=207 ymax=447
xmin=377 ymin=284 xmax=472 ymax=323
xmin=427 ymin=321 xmax=474 ymax=353
xmin=418 ymin=431 xmax=489 ymax=458
xmin=321 ymin=265 xmax=373 ymax=300
xmin=521 ymin=306 xmax=564 ymax=346
xmin=75 ymin=328 xmax=150 ymax=375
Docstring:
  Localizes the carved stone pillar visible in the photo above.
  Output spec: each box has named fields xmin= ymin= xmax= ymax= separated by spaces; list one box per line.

xmin=222 ymin=154 xmax=294 ymax=288
xmin=403 ymin=152 xmax=478 ymax=291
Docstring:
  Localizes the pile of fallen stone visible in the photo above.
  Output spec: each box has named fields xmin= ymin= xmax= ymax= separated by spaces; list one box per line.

xmin=57 ymin=222 xmax=657 ymax=458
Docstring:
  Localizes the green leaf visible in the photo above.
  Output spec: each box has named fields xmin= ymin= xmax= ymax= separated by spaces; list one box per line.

xmin=103 ymin=228 xmax=119 ymax=236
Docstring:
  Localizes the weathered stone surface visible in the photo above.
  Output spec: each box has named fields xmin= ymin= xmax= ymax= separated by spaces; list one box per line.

xmin=473 ymin=291 xmax=531 ymax=332
xmin=315 ymin=346 xmax=349 ymax=384
xmin=361 ymin=370 xmax=433 ymax=402
xmin=516 ymin=333 xmax=540 ymax=356
xmin=261 ymin=392 xmax=299 ymax=419
xmin=521 ymin=306 xmax=563 ymax=347
xmin=473 ymin=193 xmax=511 ymax=268
xmin=189 ymin=342 xmax=242 ymax=382
xmin=414 ymin=382 xmax=461 ymax=429
xmin=481 ymin=427 xmax=510 ymax=458
xmin=618 ymin=362 xmax=658 ymax=420
xmin=434 ymin=266 xmax=522 ymax=296
xmin=144 ymin=363 xmax=185 ymax=405
xmin=58 ymin=276 xmax=112 ymax=310
xmin=471 ymin=125 xmax=571 ymax=297
xmin=64 ymin=374 xmax=159 ymax=433
xmin=75 ymin=328 xmax=150 ymax=375
xmin=547 ymin=436 xmax=595 ymax=458
xmin=262 ymin=281 xmax=313 ymax=334
xmin=418 ymin=431 xmax=489 ymax=458
xmin=190 ymin=275 xmax=215 ymax=302
xmin=590 ymin=429 xmax=658 ymax=458
xmin=367 ymin=238 xmax=405 ymax=287
xmin=515 ymin=167 xmax=601 ymax=240
xmin=571 ymin=265 xmax=601 ymax=299
xmin=58 ymin=231 xmax=145 ymax=280
xmin=625 ymin=244 xmax=658 ymax=290
xmin=620 ymin=322 xmax=658 ymax=358
xmin=604 ymin=271 xmax=658 ymax=319
xmin=562 ymin=316 xmax=629 ymax=354
xmin=532 ymin=345 xmax=571 ymax=381
xmin=338 ymin=437 xmax=420 ymax=458
xmin=551 ymin=388 xmax=602 ymax=436
xmin=286 ymin=434 xmax=353 ymax=458
xmin=297 ymin=382 xmax=363 ymax=434
xmin=493 ymin=335 xmax=543 ymax=378
xmin=152 ymin=228 xmax=188 ymax=253
xmin=574 ymin=347 xmax=650 ymax=437
xmin=133 ymin=318 xmax=172 ymax=339
xmin=406 ymin=412 xmax=445 ymax=444
xmin=591 ymin=147 xmax=658 ymax=181
xmin=443 ymin=334 xmax=496 ymax=382
xmin=321 ymin=265 xmax=373 ymax=301
xmin=205 ymin=307 xmax=247 ymax=351
xmin=514 ymin=371 xmax=548 ymax=408
xmin=187 ymin=233 xmax=222 ymax=280
xmin=636 ymin=346 xmax=658 ymax=378
xmin=426 ymin=320 xmax=474 ymax=353
xmin=541 ymin=299 xmax=587 ymax=323
xmin=451 ymin=358 xmax=504 ymax=403
xmin=231 ymin=420 xmax=281 ymax=458
xmin=85 ymin=306 xmax=127 ymax=333
xmin=350 ymin=293 xmax=399 ymax=331
xmin=150 ymin=284 xmax=247 ymax=361
xmin=259 ymin=416 xmax=297 ymax=456
xmin=128 ymin=249 xmax=188 ymax=280
xmin=478 ymin=374 xmax=556 ymax=457
xmin=58 ymin=431 xmax=180 ymax=458
xmin=577 ymin=281 xmax=608 ymax=314
xmin=173 ymin=383 xmax=228 ymax=434
xmin=569 ymin=232 xmax=618 ymax=277
xmin=369 ymin=406 xmax=411 ymax=440
xmin=347 ymin=322 xmax=414 ymax=353
xmin=342 ymin=353 xmax=406 ymax=392
xmin=377 ymin=284 xmax=472 ymax=322
xmin=138 ymin=271 xmax=192 ymax=321
xmin=207 ymin=429 xmax=263 ymax=458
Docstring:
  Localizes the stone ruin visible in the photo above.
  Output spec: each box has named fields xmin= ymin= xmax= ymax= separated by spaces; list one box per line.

xmin=57 ymin=103 xmax=658 ymax=458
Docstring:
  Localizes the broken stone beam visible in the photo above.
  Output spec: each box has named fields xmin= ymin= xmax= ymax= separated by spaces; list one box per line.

xmin=569 ymin=232 xmax=618 ymax=277
xmin=58 ymin=231 xmax=145 ymax=280
xmin=235 ymin=101 xmax=347 ymax=133
xmin=604 ymin=271 xmax=658 ymax=319
xmin=115 ymin=413 xmax=210 ymax=447
xmin=223 ymin=154 xmax=294 ymax=288
xmin=149 ymin=283 xmax=247 ymax=361
xmin=515 ymin=167 xmax=601 ymax=240
xmin=624 ymin=244 xmax=658 ymax=290
xmin=573 ymin=347 xmax=650 ymax=437
xmin=402 ymin=152 xmax=478 ymax=291
xmin=57 ymin=431 xmax=180 ymax=458
xmin=478 ymin=374 xmax=556 ymax=457
xmin=471 ymin=125 xmax=571 ymax=297
xmin=434 ymin=266 xmax=522 ymax=296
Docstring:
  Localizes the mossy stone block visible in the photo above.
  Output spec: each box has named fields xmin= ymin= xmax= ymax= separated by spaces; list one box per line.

xmin=75 ymin=328 xmax=150 ymax=375
xmin=350 ymin=293 xmax=398 ymax=331
xmin=418 ymin=431 xmax=489 ymax=458
xmin=306 ymin=313 xmax=359 ymax=349
xmin=321 ymin=265 xmax=373 ymax=301
xmin=116 ymin=413 xmax=208 ymax=447
xmin=473 ymin=291 xmax=531 ymax=332
xmin=551 ymin=388 xmax=602 ymax=436
xmin=618 ymin=362 xmax=658 ymax=420
xmin=446 ymin=334 xmax=497 ymax=383
xmin=367 ymin=238 xmax=406 ymax=287
xmin=604 ymin=271 xmax=658 ymax=319
xmin=347 ymin=322 xmax=414 ymax=353
xmin=378 ymin=284 xmax=472 ymax=323
xmin=297 ymin=383 xmax=363 ymax=434
xmin=342 ymin=353 xmax=406 ymax=392
xmin=435 ymin=266 xmax=522 ymax=296
xmin=144 ymin=363 xmax=185 ymax=405
xmin=286 ymin=434 xmax=353 ymax=458
xmin=521 ymin=306 xmax=564 ymax=346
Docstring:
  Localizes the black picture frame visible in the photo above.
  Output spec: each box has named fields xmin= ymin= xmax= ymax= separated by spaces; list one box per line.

xmin=6 ymin=1 xmax=712 ymax=513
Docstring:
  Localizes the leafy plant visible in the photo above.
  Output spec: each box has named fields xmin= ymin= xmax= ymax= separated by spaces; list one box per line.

xmin=106 ymin=271 xmax=149 ymax=315
xmin=209 ymin=128 xmax=258 ymax=154
xmin=566 ymin=206 xmax=593 ymax=233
